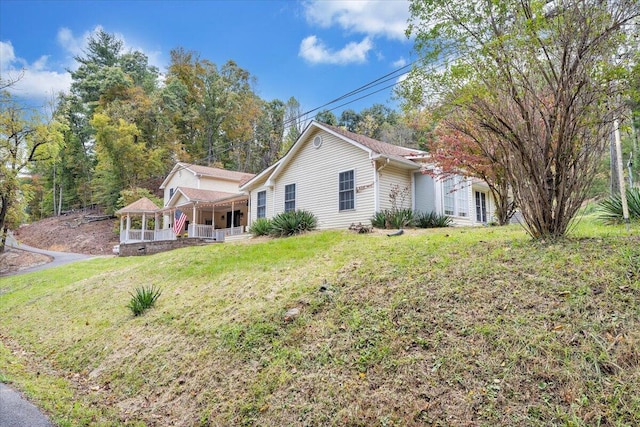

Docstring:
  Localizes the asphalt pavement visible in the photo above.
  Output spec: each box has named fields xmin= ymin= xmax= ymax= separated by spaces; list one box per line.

xmin=0 ymin=382 xmax=54 ymax=427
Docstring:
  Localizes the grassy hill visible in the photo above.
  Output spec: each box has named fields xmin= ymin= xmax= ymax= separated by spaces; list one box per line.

xmin=1 ymin=220 xmax=639 ymax=426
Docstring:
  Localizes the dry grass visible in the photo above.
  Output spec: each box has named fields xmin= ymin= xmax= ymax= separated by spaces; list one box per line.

xmin=0 ymin=220 xmax=639 ymax=426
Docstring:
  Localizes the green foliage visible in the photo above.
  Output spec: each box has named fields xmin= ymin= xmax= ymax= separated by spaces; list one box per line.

xmin=598 ymin=188 xmax=640 ymax=223
xmin=127 ymin=285 xmax=162 ymax=316
xmin=414 ymin=211 xmax=453 ymax=228
xmin=249 ymin=218 xmax=273 ymax=236
xmin=268 ymin=210 xmax=317 ymax=237
xmin=370 ymin=211 xmax=388 ymax=228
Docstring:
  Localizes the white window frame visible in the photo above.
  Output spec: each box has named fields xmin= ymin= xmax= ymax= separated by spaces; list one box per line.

xmin=442 ymin=176 xmax=469 ymax=217
xmin=338 ymin=169 xmax=355 ymax=211
xmin=284 ymin=183 xmax=296 ymax=212
xmin=257 ymin=190 xmax=267 ymax=219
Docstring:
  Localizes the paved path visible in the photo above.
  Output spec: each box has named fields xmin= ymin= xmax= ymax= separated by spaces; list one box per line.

xmin=2 ymin=232 xmax=93 ymax=277
xmin=0 ymin=383 xmax=54 ymax=427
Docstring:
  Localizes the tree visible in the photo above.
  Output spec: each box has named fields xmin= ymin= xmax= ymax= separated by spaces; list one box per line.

xmin=404 ymin=0 xmax=640 ymax=238
xmin=315 ymin=109 xmax=337 ymax=125
xmin=431 ymin=109 xmax=516 ymax=225
xmin=0 ymin=90 xmax=65 ymax=252
xmin=283 ymin=97 xmax=304 ymax=153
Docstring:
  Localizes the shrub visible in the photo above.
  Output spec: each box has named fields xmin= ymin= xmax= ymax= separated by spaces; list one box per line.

xmin=370 ymin=209 xmax=415 ymax=229
xmin=370 ymin=211 xmax=389 ymax=228
xmin=269 ymin=210 xmax=318 ymax=237
xmin=598 ymin=188 xmax=640 ymax=223
xmin=249 ymin=218 xmax=272 ymax=236
xmin=414 ymin=211 xmax=453 ymax=228
xmin=128 ymin=285 xmax=162 ymax=316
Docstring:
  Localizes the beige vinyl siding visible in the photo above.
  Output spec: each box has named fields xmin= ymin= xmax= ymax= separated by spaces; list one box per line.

xmin=197 ymin=177 xmax=242 ymax=193
xmin=377 ymin=164 xmax=413 ymax=212
xmin=163 ymin=172 xmax=198 ymax=204
xmin=248 ymin=184 xmax=273 ymax=226
xmin=271 ymin=129 xmax=376 ymax=229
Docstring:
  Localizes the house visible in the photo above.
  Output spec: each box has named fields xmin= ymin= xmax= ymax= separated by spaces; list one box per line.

xmin=115 ymin=163 xmax=255 ymax=244
xmin=240 ymin=120 xmax=495 ymax=230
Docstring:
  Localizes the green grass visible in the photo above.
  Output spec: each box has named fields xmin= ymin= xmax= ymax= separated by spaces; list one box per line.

xmin=0 ymin=220 xmax=639 ymax=426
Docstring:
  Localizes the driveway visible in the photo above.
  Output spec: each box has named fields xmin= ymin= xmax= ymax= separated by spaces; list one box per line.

xmin=2 ymin=232 xmax=94 ymax=277
xmin=0 ymin=383 xmax=54 ymax=427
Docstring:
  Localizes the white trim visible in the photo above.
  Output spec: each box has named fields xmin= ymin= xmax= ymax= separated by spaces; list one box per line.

xmin=338 ymin=168 xmax=356 ymax=212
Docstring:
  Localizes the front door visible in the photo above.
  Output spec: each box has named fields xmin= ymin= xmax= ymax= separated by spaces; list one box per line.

xmin=226 ymin=210 xmax=242 ymax=228
xmin=475 ymin=191 xmax=487 ymax=223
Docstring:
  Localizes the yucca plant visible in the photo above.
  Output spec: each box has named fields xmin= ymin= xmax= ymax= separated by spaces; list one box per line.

xmin=269 ymin=210 xmax=318 ymax=237
xmin=127 ymin=285 xmax=162 ymax=316
xmin=370 ymin=211 xmax=389 ymax=228
xmin=598 ymin=187 xmax=640 ymax=223
xmin=414 ymin=211 xmax=453 ymax=228
xmin=249 ymin=218 xmax=273 ymax=236
xmin=387 ymin=208 xmax=415 ymax=229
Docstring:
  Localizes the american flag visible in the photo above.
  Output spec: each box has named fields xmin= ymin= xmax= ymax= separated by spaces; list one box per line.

xmin=173 ymin=210 xmax=187 ymax=235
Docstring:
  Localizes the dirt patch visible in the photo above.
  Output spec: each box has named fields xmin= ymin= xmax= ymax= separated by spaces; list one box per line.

xmin=12 ymin=211 xmax=119 ymax=256
xmin=0 ymin=247 xmax=52 ymax=276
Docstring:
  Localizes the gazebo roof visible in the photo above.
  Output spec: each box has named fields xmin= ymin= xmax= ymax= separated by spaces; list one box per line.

xmin=115 ymin=197 xmax=161 ymax=215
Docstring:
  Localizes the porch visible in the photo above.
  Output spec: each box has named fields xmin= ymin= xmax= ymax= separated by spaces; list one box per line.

xmin=118 ymin=225 xmax=245 ymax=243
xmin=115 ymin=194 xmax=250 ymax=245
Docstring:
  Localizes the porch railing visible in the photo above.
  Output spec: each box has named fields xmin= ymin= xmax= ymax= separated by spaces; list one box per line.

xmin=120 ymin=225 xmax=244 ymax=243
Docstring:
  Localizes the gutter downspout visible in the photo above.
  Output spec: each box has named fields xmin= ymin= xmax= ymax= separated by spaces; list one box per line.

xmin=373 ymin=157 xmax=390 ymax=212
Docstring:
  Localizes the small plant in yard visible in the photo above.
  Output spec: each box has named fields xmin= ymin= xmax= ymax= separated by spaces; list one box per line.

xmin=269 ymin=210 xmax=318 ymax=237
xmin=598 ymin=187 xmax=640 ymax=223
xmin=127 ymin=285 xmax=162 ymax=316
xmin=249 ymin=218 xmax=273 ymax=236
xmin=414 ymin=211 xmax=453 ymax=228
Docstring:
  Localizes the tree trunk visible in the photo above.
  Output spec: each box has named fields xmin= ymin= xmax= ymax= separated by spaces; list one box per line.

xmin=0 ymin=194 xmax=9 ymax=253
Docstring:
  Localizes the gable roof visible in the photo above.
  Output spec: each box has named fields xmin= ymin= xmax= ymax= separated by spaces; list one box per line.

xmin=242 ymin=121 xmax=426 ymax=190
xmin=115 ymin=197 xmax=160 ymax=215
xmin=165 ymin=187 xmax=247 ymax=209
xmin=160 ymin=162 xmax=256 ymax=189
xmin=320 ymin=122 xmax=425 ymax=158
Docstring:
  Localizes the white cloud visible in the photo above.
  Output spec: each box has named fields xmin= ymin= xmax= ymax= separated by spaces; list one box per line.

xmin=392 ymin=57 xmax=408 ymax=68
xmin=2 ymin=26 xmax=164 ymax=102
xmin=1 ymin=40 xmax=72 ymax=100
xmin=299 ymin=35 xmax=373 ymax=65
xmin=303 ymin=0 xmax=410 ymax=41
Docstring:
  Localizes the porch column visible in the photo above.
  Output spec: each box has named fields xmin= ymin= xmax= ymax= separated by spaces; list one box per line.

xmin=192 ymin=204 xmax=197 ymax=238
xmin=126 ymin=214 xmax=131 ymax=242
xmin=231 ymin=201 xmax=235 ymax=228
xmin=142 ymin=212 xmax=147 ymax=238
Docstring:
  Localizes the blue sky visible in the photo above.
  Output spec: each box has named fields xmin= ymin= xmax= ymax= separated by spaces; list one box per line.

xmin=0 ymin=0 xmax=414 ymax=117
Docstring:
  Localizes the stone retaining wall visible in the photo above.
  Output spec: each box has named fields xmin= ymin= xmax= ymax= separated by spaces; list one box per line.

xmin=118 ymin=238 xmax=216 ymax=257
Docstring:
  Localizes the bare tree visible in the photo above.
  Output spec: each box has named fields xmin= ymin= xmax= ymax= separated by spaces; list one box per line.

xmin=404 ymin=0 xmax=639 ymax=238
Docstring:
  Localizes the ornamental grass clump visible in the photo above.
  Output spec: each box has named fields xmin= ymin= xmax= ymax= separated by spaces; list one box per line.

xmin=414 ymin=211 xmax=453 ymax=228
xmin=249 ymin=218 xmax=273 ymax=236
xmin=269 ymin=210 xmax=317 ymax=237
xmin=598 ymin=188 xmax=640 ymax=223
xmin=127 ymin=285 xmax=162 ymax=316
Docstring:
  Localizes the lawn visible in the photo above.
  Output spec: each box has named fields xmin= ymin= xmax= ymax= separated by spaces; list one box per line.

xmin=0 ymin=219 xmax=639 ymax=426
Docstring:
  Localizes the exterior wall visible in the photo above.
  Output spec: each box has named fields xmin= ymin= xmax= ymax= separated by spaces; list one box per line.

xmin=247 ymin=184 xmax=274 ymax=227
xmin=119 ymin=238 xmax=213 ymax=257
xmin=269 ymin=129 xmax=377 ymax=229
xmin=163 ymin=171 xmax=200 ymax=205
xmin=414 ymin=172 xmax=437 ymax=213
xmin=163 ymin=171 xmax=242 ymax=205
xmin=377 ymin=164 xmax=413 ymax=212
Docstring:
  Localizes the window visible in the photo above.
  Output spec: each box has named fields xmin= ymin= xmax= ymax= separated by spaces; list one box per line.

xmin=442 ymin=176 xmax=469 ymax=217
xmin=284 ymin=184 xmax=296 ymax=212
xmin=475 ymin=191 xmax=487 ymax=223
xmin=339 ymin=170 xmax=355 ymax=211
xmin=169 ymin=188 xmax=174 ymax=199
xmin=257 ymin=191 xmax=266 ymax=219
